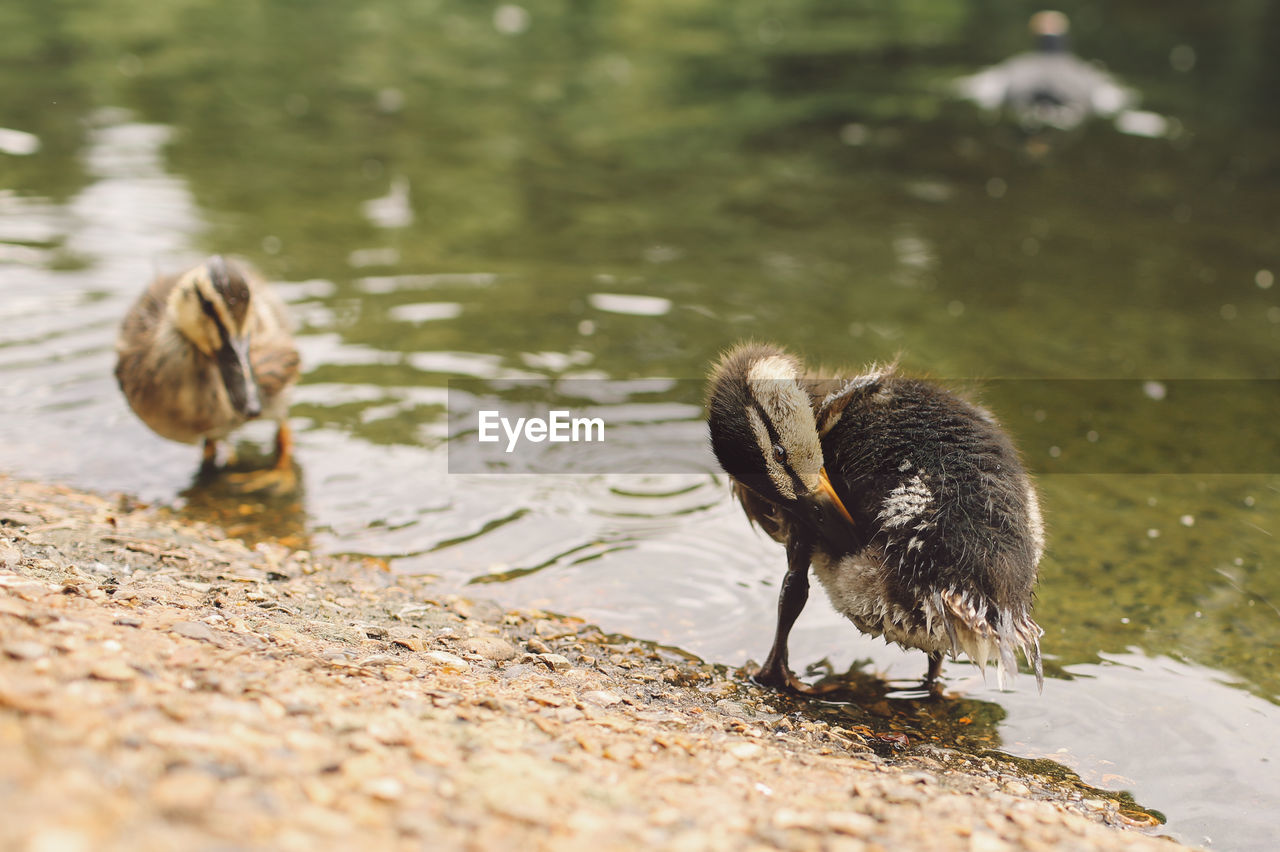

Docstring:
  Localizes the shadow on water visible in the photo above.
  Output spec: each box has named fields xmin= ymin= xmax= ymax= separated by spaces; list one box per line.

xmin=797 ymin=661 xmax=1012 ymax=750
xmin=749 ymin=661 xmax=1165 ymax=828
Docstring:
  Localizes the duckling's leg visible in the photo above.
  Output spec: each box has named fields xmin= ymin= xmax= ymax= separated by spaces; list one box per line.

xmin=752 ymin=534 xmax=837 ymax=695
xmin=924 ymin=651 xmax=945 ymax=695
xmin=200 ymin=439 xmax=237 ymax=470
xmin=273 ymin=421 xmax=294 ymax=471
xmin=201 ymin=439 xmax=219 ymax=471
xmin=225 ymin=421 xmax=297 ymax=495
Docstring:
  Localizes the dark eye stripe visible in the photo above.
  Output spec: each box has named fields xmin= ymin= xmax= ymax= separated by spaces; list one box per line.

xmin=196 ymin=290 xmax=228 ymax=338
xmin=750 ymin=400 xmax=782 ymax=446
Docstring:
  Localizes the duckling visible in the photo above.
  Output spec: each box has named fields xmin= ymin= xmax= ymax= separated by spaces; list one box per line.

xmin=115 ymin=256 xmax=300 ymax=491
xmin=707 ymin=342 xmax=1043 ymax=694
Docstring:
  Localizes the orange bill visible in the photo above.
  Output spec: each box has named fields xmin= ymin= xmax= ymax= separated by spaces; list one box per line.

xmin=817 ymin=468 xmax=855 ymax=526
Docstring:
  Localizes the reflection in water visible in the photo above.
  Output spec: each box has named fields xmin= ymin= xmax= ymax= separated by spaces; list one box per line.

xmin=804 ymin=663 xmax=1010 ymax=748
xmin=362 ymin=175 xmax=414 ymax=230
xmin=0 ymin=126 xmax=40 ymax=157
xmin=178 ymin=457 xmax=310 ymax=550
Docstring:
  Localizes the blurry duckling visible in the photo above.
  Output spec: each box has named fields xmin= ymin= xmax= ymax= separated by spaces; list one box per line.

xmin=116 ymin=256 xmax=301 ymax=492
xmin=707 ymin=343 xmax=1044 ymax=694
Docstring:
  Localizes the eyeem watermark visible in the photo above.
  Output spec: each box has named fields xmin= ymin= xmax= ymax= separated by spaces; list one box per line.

xmin=477 ymin=410 xmax=605 ymax=453
xmin=449 ymin=378 xmax=1280 ymax=474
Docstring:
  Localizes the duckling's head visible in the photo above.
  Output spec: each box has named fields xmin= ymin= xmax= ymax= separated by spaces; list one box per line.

xmin=1029 ymin=10 xmax=1070 ymax=53
xmin=167 ymin=256 xmax=261 ymax=418
xmin=707 ymin=343 xmax=853 ymax=531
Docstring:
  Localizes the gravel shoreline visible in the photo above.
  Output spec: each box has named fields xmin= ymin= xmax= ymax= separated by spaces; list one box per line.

xmin=0 ymin=475 xmax=1185 ymax=851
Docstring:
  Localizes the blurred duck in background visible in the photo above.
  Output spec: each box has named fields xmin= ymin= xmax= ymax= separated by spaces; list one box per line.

xmin=956 ymin=10 xmax=1135 ymax=134
xmin=116 ymin=256 xmax=301 ymax=493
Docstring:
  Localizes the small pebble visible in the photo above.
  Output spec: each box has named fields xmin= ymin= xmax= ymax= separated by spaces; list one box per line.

xmin=392 ymin=636 xmax=426 ymax=652
xmin=715 ymin=700 xmax=747 ymax=716
xmin=23 ymin=828 xmax=92 ymax=852
xmin=356 ymin=654 xmax=399 ymax=667
xmin=969 ymin=830 xmax=1014 ymax=852
xmin=368 ymin=720 xmax=410 ymax=746
xmin=3 ymin=641 xmax=47 ymax=661
xmin=362 ymin=777 xmax=404 ymax=802
xmin=170 ymin=621 xmax=222 ymax=644
xmin=825 ymin=811 xmax=876 ymax=835
xmin=424 ymin=650 xmax=470 ymax=673
xmin=0 ymin=542 xmax=22 ymax=568
xmin=537 ymin=653 xmax=572 ymax=672
xmin=464 ymin=636 xmax=517 ymax=662
xmin=771 ymin=808 xmax=813 ymax=830
xmin=581 ymin=690 xmax=624 ymax=707
xmin=90 ymin=659 xmax=137 ymax=682
xmin=151 ymin=769 xmax=218 ymax=814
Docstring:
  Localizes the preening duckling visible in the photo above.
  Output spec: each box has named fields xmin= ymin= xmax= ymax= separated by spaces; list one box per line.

xmin=115 ymin=256 xmax=300 ymax=491
xmin=707 ymin=342 xmax=1044 ymax=694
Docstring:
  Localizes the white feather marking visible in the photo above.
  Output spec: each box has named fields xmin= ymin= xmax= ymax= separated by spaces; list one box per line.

xmin=878 ymin=474 xmax=932 ymax=528
xmin=746 ymin=355 xmax=810 ymax=427
xmin=746 ymin=354 xmax=797 ymax=384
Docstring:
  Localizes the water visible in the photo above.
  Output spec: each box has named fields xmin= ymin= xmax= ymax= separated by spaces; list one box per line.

xmin=2 ymin=2 xmax=1278 ymax=847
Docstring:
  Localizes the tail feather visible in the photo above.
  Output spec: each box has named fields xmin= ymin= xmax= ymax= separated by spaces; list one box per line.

xmin=940 ymin=589 xmax=1043 ymax=692
xmin=1026 ymin=628 xmax=1045 ymax=693
xmin=931 ymin=590 xmax=962 ymax=658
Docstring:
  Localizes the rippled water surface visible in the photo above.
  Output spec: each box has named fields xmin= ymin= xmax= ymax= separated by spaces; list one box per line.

xmin=2 ymin=2 xmax=1278 ymax=847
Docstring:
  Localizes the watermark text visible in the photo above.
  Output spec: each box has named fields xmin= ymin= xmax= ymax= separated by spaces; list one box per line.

xmin=477 ymin=410 xmax=605 ymax=453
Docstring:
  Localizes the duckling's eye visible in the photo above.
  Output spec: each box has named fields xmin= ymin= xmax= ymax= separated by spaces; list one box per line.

xmin=772 ymin=443 xmax=788 ymax=465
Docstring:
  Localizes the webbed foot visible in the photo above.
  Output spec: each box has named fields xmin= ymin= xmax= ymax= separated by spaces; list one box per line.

xmin=750 ymin=661 xmax=841 ymax=696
